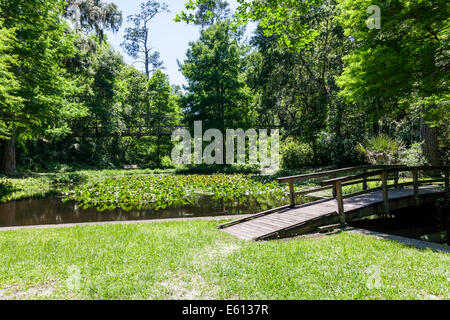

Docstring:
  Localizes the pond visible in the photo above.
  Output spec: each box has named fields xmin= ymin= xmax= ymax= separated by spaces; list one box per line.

xmin=348 ymin=204 xmax=449 ymax=245
xmin=0 ymin=195 xmax=289 ymax=228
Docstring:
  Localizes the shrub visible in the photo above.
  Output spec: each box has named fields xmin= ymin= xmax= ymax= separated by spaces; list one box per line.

xmin=356 ymin=134 xmax=404 ymax=165
xmin=281 ymin=140 xmax=314 ymax=170
xmin=160 ymin=156 xmax=175 ymax=169
xmin=175 ymin=164 xmax=261 ymax=175
xmin=316 ymin=132 xmax=365 ymax=166
xmin=400 ymin=142 xmax=428 ymax=167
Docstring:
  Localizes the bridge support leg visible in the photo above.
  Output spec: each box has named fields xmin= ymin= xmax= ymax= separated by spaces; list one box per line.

xmin=332 ymin=173 xmax=337 ymax=198
xmin=362 ymin=169 xmax=368 ymax=191
xmin=335 ymin=182 xmax=347 ymax=227
xmin=381 ymin=171 xmax=390 ymax=214
xmin=289 ymin=182 xmax=295 ymax=208
xmin=445 ymin=169 xmax=449 ymax=195
xmin=412 ymin=169 xmax=420 ymax=207
xmin=394 ymin=172 xmax=399 ymax=189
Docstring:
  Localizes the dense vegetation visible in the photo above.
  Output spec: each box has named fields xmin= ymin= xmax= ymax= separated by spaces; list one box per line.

xmin=62 ymin=174 xmax=288 ymax=211
xmin=0 ymin=0 xmax=448 ymax=175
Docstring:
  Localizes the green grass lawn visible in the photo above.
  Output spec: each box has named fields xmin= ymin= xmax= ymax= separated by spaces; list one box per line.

xmin=0 ymin=220 xmax=448 ymax=300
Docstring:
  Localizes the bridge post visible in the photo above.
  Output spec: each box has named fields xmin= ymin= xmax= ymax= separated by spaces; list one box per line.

xmin=332 ymin=174 xmax=337 ymax=198
xmin=394 ymin=171 xmax=399 ymax=188
xmin=412 ymin=169 xmax=420 ymax=207
xmin=289 ymin=182 xmax=295 ymax=208
xmin=335 ymin=181 xmax=347 ymax=227
xmin=362 ymin=169 xmax=368 ymax=191
xmin=445 ymin=169 xmax=449 ymax=194
xmin=381 ymin=171 xmax=390 ymax=214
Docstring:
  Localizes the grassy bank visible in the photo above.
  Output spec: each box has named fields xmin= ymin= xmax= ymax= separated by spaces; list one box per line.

xmin=0 ymin=221 xmax=448 ymax=300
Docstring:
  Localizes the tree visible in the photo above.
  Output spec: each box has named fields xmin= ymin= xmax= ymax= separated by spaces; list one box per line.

xmin=0 ymin=24 xmax=22 ymax=140
xmin=336 ymin=0 xmax=449 ymax=166
xmin=122 ymin=1 xmax=169 ymax=79
xmin=0 ymin=23 xmax=23 ymax=174
xmin=113 ymin=67 xmax=182 ymax=168
xmin=65 ymin=0 xmax=123 ymax=44
xmin=0 ymin=0 xmax=87 ymax=175
xmin=177 ymin=0 xmax=324 ymax=51
xmin=148 ymin=70 xmax=182 ymax=166
xmin=116 ymin=65 xmax=151 ymax=129
xmin=248 ymin=1 xmax=361 ymax=164
xmin=175 ymin=0 xmax=231 ymax=28
xmin=180 ymin=20 xmax=255 ymax=134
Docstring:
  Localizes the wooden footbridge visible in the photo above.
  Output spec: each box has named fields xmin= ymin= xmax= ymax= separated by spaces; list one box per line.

xmin=219 ymin=165 xmax=449 ymax=240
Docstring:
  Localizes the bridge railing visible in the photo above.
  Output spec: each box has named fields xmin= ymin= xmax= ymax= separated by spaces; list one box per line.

xmin=278 ymin=165 xmax=399 ymax=208
xmin=278 ymin=165 xmax=450 ymax=226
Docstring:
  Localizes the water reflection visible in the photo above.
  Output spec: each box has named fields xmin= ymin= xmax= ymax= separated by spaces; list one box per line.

xmin=0 ymin=195 xmax=288 ymax=228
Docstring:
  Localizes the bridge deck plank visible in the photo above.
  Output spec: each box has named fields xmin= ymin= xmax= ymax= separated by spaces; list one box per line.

xmin=221 ymin=187 xmax=445 ymax=240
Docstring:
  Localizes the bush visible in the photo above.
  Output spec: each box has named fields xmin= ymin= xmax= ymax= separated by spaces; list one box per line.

xmin=356 ymin=134 xmax=404 ymax=165
xmin=400 ymin=142 xmax=428 ymax=167
xmin=314 ymin=132 xmax=333 ymax=165
xmin=315 ymin=132 xmax=365 ymax=167
xmin=175 ymin=164 xmax=261 ymax=175
xmin=160 ymin=156 xmax=175 ymax=169
xmin=281 ymin=140 xmax=314 ymax=170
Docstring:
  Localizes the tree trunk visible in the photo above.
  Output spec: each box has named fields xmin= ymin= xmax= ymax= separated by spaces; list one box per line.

xmin=420 ymin=116 xmax=441 ymax=168
xmin=2 ymin=126 xmax=17 ymax=176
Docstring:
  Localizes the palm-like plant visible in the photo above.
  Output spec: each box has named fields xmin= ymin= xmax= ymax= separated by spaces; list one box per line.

xmin=356 ymin=134 xmax=405 ymax=165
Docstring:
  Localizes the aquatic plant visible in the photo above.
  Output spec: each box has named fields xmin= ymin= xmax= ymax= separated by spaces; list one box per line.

xmin=62 ymin=174 xmax=290 ymax=211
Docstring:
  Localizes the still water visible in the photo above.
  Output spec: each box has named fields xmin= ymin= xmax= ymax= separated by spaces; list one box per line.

xmin=349 ymin=204 xmax=449 ymax=245
xmin=0 ymin=195 xmax=288 ymax=228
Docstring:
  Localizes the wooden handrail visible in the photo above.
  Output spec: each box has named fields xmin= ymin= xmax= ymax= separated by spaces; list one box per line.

xmin=278 ymin=165 xmax=449 ymax=226
xmin=277 ymin=165 xmax=399 ymax=184
xmin=320 ymin=166 xmax=449 ymax=226
xmin=321 ymin=170 xmax=386 ymax=186
xmin=278 ymin=165 xmax=401 ymax=208
xmin=320 ymin=166 xmax=449 ymax=187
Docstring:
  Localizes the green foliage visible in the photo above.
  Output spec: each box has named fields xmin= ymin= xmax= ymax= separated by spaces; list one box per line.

xmin=246 ymin=1 xmax=367 ymax=167
xmin=175 ymin=0 xmax=231 ymax=28
xmin=0 ymin=169 xmax=179 ymax=203
xmin=2 ymin=0 xmax=447 ymax=173
xmin=180 ymin=20 xmax=255 ymax=130
xmin=177 ymin=0 xmax=324 ymax=51
xmin=0 ymin=24 xmax=22 ymax=139
xmin=336 ymin=0 xmax=449 ymax=126
xmin=159 ymin=156 xmax=175 ymax=169
xmin=0 ymin=0 xmax=88 ymax=142
xmin=401 ymin=142 xmax=429 ymax=167
xmin=281 ymin=139 xmax=313 ymax=170
xmin=175 ymin=164 xmax=261 ymax=175
xmin=63 ymin=174 xmax=289 ymax=211
xmin=356 ymin=134 xmax=404 ymax=165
